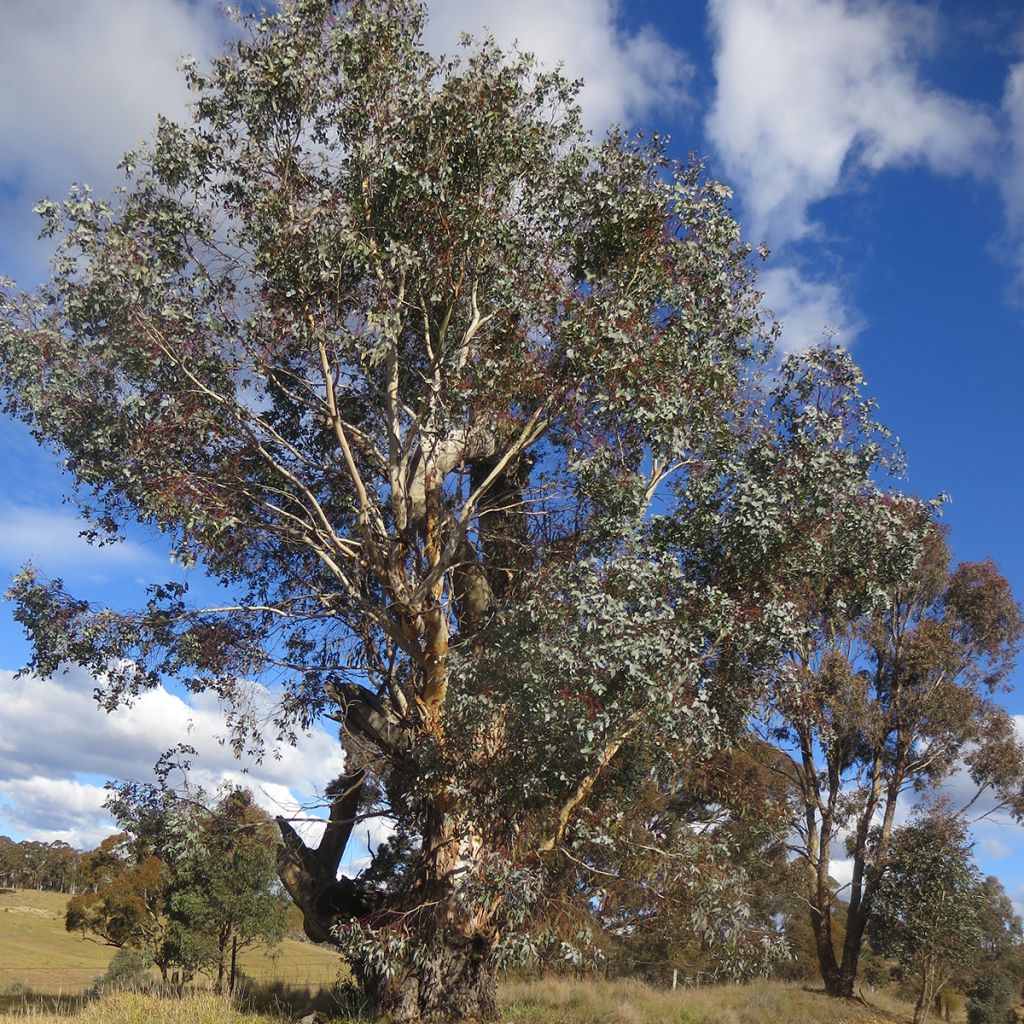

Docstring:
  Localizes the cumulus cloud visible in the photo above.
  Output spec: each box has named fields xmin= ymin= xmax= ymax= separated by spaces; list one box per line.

xmin=828 ymin=856 xmax=854 ymax=893
xmin=759 ymin=265 xmax=863 ymax=353
xmin=0 ymin=777 xmax=112 ymax=849
xmin=0 ymin=666 xmax=344 ymax=849
xmin=422 ymin=0 xmax=692 ymax=131
xmin=0 ymin=0 xmax=227 ymax=283
xmin=706 ymin=0 xmax=996 ymax=245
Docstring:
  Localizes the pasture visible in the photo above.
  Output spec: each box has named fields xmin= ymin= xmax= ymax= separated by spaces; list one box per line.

xmin=0 ymin=889 xmax=923 ymax=1023
xmin=0 ymin=888 xmax=342 ymax=1004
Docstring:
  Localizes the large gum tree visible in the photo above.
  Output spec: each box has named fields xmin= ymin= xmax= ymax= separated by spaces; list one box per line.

xmin=0 ymin=1 xmax=927 ymax=1019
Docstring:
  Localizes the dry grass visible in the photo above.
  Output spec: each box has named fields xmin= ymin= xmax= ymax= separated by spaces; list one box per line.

xmin=0 ymin=982 xmax=914 ymax=1023
xmin=499 ymin=977 xmax=916 ymax=1024
xmin=0 ymin=979 xmax=921 ymax=1024
xmin=0 ymin=991 xmax=270 ymax=1023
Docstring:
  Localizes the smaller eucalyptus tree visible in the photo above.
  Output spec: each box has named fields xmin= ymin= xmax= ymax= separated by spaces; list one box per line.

xmin=755 ymin=366 xmax=1024 ymax=997
xmin=868 ymin=810 xmax=983 ymax=1024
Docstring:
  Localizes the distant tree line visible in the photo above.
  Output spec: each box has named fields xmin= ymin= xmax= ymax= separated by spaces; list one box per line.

xmin=0 ymin=836 xmax=88 ymax=894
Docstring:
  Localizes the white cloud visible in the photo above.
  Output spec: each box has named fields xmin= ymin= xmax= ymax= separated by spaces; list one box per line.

xmin=422 ymin=0 xmax=692 ymax=131
xmin=0 ymin=0 xmax=226 ymax=283
xmin=707 ymin=0 xmax=996 ymax=245
xmin=1001 ymin=65 xmax=1024 ymax=218
xmin=0 ymin=505 xmax=156 ymax=574
xmin=0 ymin=666 xmax=343 ymax=849
xmin=0 ymin=776 xmax=112 ymax=849
xmin=759 ymin=265 xmax=863 ymax=353
xmin=829 ymin=856 xmax=854 ymax=893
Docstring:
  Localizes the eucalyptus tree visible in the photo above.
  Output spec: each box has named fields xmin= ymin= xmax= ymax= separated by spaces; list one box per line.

xmin=158 ymin=788 xmax=286 ymax=991
xmin=761 ymin=476 xmax=1024 ymax=995
xmin=868 ymin=810 xmax=983 ymax=1024
xmin=0 ymin=1 xmax=921 ymax=1019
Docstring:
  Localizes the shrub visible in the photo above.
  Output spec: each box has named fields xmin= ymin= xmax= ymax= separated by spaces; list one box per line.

xmin=967 ymin=971 xmax=1017 ymax=1024
xmin=89 ymin=948 xmax=154 ymax=996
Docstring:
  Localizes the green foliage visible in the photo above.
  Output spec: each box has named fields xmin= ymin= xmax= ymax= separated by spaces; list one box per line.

xmin=162 ymin=789 xmax=287 ymax=986
xmin=976 ymin=874 xmax=1024 ymax=967
xmin=858 ymin=951 xmax=890 ymax=990
xmin=89 ymin=949 xmax=154 ymax=996
xmin=967 ymin=972 xmax=1018 ymax=1024
xmin=66 ymin=787 xmax=284 ymax=987
xmin=868 ymin=810 xmax=983 ymax=1024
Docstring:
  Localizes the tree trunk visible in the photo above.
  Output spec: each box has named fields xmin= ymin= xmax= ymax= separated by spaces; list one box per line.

xmin=277 ymin=771 xmax=499 ymax=1021
xmin=913 ymin=979 xmax=932 ymax=1024
xmin=808 ymin=853 xmax=844 ymax=996
xmin=362 ymin=928 xmax=498 ymax=1023
xmin=836 ymin=900 xmax=868 ymax=998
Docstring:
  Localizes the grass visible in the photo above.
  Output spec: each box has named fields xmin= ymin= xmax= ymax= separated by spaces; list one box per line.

xmin=0 ymin=991 xmax=271 ymax=1023
xmin=0 ymin=979 xmax=919 ymax=1024
xmin=0 ymin=890 xmax=922 ymax=1022
xmin=0 ymin=889 xmax=343 ymax=997
xmin=499 ymin=977 xmax=913 ymax=1024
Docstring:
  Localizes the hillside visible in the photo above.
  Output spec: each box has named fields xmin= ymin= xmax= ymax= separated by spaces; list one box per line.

xmin=0 ymin=890 xmax=922 ymax=1023
xmin=0 ymin=889 xmax=927 ymax=1023
xmin=0 ymin=888 xmax=342 ymax=995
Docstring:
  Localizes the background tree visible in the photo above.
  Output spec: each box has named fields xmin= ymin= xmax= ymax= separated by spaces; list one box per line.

xmin=967 ymin=972 xmax=1018 ymax=1024
xmin=0 ymin=837 xmax=86 ymax=893
xmin=868 ymin=810 xmax=983 ymax=1024
xmin=761 ymin=508 xmax=1023 ymax=997
xmin=960 ymin=875 xmax=1024 ymax=1024
xmin=160 ymin=788 xmax=287 ymax=991
xmin=66 ymin=784 xmax=285 ymax=987
xmin=975 ymin=874 xmax=1024 ymax=970
xmin=65 ymin=832 xmax=175 ymax=981
xmin=0 ymin=2 xmax=945 ymax=1019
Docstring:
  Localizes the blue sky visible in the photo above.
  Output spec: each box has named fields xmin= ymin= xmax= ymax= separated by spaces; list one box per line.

xmin=0 ymin=0 xmax=1023 ymax=901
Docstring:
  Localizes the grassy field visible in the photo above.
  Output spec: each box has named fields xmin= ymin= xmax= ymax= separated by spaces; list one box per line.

xmin=0 ymin=889 xmax=921 ymax=1022
xmin=501 ymin=977 xmax=914 ymax=1024
xmin=0 ymin=982 xmax=918 ymax=1023
xmin=0 ymin=889 xmax=343 ymax=996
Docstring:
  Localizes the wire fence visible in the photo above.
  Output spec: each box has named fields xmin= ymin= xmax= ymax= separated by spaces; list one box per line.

xmin=0 ymin=961 xmax=345 ymax=990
